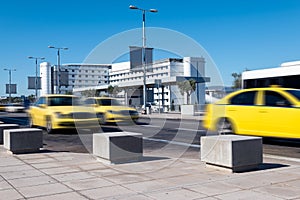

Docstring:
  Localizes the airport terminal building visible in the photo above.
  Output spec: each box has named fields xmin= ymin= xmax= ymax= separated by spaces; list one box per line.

xmin=40 ymin=56 xmax=209 ymax=111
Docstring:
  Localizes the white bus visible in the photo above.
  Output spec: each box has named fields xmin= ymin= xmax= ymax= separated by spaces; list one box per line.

xmin=242 ymin=61 xmax=300 ymax=89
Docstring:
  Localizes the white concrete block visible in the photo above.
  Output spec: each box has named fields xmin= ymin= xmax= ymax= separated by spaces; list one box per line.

xmin=4 ymin=128 xmax=43 ymax=154
xmin=181 ymin=105 xmax=195 ymax=115
xmin=93 ymin=132 xmax=143 ymax=164
xmin=0 ymin=124 xmax=19 ymax=144
xmin=201 ymin=135 xmax=262 ymax=172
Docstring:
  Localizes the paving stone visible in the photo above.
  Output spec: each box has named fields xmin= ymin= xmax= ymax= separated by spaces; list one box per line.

xmin=28 ymin=192 xmax=88 ymax=200
xmin=40 ymin=166 xmax=80 ymax=175
xmin=24 ymin=157 xmax=57 ymax=164
xmin=253 ymin=183 xmax=300 ymax=199
xmin=104 ymin=173 xmax=152 ymax=185
xmin=104 ymin=194 xmax=155 ymax=200
xmin=147 ymin=188 xmax=207 ymax=200
xmin=0 ymin=180 xmax=13 ymax=190
xmin=0 ymin=157 xmax=24 ymax=167
xmin=144 ymin=167 xmax=192 ymax=179
xmin=79 ymin=185 xmax=136 ymax=199
xmin=88 ymin=168 xmax=123 ymax=177
xmin=186 ymin=181 xmax=242 ymax=196
xmin=31 ymin=162 xmax=66 ymax=169
xmin=18 ymin=183 xmax=72 ymax=198
xmin=0 ymin=188 xmax=23 ymax=200
xmin=77 ymin=162 xmax=107 ymax=171
xmin=216 ymin=189 xmax=284 ymax=200
xmin=1 ymin=169 xmax=44 ymax=180
xmin=0 ymin=164 xmax=35 ymax=173
xmin=64 ymin=177 xmax=114 ymax=191
xmin=52 ymin=171 xmax=95 ymax=182
xmin=123 ymin=179 xmax=172 ymax=193
xmin=8 ymin=176 xmax=57 ymax=188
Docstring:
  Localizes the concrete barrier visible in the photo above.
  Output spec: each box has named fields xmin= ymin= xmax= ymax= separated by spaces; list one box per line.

xmin=93 ymin=132 xmax=143 ymax=164
xmin=0 ymin=124 xmax=20 ymax=144
xmin=201 ymin=135 xmax=262 ymax=172
xmin=4 ymin=128 xmax=43 ymax=154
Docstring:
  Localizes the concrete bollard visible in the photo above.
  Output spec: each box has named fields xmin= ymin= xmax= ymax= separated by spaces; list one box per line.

xmin=93 ymin=132 xmax=143 ymax=164
xmin=0 ymin=124 xmax=20 ymax=144
xmin=201 ymin=135 xmax=263 ymax=172
xmin=4 ymin=128 xmax=43 ymax=154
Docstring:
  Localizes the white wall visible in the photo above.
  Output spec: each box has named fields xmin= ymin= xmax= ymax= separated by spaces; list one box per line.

xmin=40 ymin=62 xmax=51 ymax=96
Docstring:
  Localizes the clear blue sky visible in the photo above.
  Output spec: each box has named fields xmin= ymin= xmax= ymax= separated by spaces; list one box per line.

xmin=1 ymin=0 xmax=300 ymax=96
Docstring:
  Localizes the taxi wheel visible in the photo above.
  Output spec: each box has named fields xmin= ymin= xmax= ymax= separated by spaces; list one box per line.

xmin=46 ymin=117 xmax=54 ymax=134
xmin=217 ymin=118 xmax=234 ymax=135
xmin=98 ymin=113 xmax=107 ymax=125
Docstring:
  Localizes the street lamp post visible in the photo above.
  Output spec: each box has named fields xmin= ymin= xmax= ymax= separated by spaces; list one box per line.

xmin=129 ymin=5 xmax=158 ymax=114
xmin=4 ymin=68 xmax=16 ymax=103
xmin=48 ymin=46 xmax=68 ymax=94
xmin=28 ymin=56 xmax=45 ymax=98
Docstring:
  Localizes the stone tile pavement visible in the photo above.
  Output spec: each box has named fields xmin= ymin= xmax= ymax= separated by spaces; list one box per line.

xmin=0 ymin=145 xmax=299 ymax=200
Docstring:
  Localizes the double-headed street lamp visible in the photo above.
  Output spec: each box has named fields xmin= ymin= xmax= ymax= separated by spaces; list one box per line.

xmin=48 ymin=46 xmax=68 ymax=94
xmin=28 ymin=56 xmax=45 ymax=98
xmin=129 ymin=5 xmax=158 ymax=114
xmin=4 ymin=68 xmax=16 ymax=103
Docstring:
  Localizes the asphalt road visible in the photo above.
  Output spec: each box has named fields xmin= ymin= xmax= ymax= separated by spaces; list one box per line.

xmin=0 ymin=112 xmax=299 ymax=159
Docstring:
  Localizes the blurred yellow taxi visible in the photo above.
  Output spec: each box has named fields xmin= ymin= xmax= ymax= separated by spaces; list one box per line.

xmin=203 ymin=86 xmax=300 ymax=139
xmin=27 ymin=95 xmax=99 ymax=133
xmin=84 ymin=97 xmax=139 ymax=124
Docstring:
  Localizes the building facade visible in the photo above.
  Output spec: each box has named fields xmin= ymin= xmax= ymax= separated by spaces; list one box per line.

xmin=41 ymin=57 xmax=209 ymax=111
xmin=39 ymin=62 xmax=111 ymax=95
xmin=73 ymin=56 xmax=208 ymax=111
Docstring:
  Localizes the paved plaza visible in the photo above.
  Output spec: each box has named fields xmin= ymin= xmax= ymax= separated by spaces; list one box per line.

xmin=0 ymin=143 xmax=300 ymax=200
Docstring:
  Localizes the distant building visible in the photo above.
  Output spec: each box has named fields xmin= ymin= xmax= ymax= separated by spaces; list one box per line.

xmin=40 ymin=62 xmax=111 ymax=95
xmin=73 ymin=57 xmax=209 ymax=111
xmin=41 ymin=55 xmax=210 ymax=111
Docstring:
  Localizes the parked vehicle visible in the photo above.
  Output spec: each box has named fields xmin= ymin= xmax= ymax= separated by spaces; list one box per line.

xmin=203 ymin=86 xmax=300 ymax=139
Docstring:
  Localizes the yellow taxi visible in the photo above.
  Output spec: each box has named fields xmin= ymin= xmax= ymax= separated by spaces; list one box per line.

xmin=27 ymin=95 xmax=99 ymax=133
xmin=84 ymin=97 xmax=139 ymax=124
xmin=203 ymin=86 xmax=300 ymax=139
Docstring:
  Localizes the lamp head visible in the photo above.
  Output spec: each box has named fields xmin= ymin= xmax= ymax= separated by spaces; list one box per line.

xmin=129 ymin=5 xmax=138 ymax=9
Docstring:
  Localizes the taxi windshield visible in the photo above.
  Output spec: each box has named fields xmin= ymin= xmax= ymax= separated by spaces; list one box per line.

xmin=286 ymin=90 xmax=300 ymax=101
xmin=48 ymin=97 xmax=82 ymax=106
xmin=96 ymin=99 xmax=122 ymax=106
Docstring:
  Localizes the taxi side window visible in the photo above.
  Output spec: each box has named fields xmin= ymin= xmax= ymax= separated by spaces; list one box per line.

xmin=265 ymin=91 xmax=291 ymax=107
xmin=230 ymin=91 xmax=256 ymax=105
